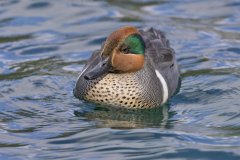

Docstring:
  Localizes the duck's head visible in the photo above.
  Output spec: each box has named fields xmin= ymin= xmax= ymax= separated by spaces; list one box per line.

xmin=84 ymin=26 xmax=145 ymax=80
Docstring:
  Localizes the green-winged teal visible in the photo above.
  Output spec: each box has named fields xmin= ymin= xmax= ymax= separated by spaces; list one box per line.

xmin=74 ymin=26 xmax=180 ymax=109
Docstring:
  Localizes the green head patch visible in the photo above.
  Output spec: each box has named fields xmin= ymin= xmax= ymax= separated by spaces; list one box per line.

xmin=122 ymin=34 xmax=145 ymax=55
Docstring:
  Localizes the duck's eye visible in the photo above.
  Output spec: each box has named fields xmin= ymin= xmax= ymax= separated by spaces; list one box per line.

xmin=120 ymin=45 xmax=130 ymax=54
xmin=122 ymin=47 xmax=130 ymax=54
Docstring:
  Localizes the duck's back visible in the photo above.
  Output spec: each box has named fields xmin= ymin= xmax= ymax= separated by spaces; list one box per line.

xmin=140 ymin=28 xmax=180 ymax=97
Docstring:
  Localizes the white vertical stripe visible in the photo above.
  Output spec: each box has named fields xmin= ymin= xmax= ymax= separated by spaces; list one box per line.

xmin=155 ymin=70 xmax=168 ymax=104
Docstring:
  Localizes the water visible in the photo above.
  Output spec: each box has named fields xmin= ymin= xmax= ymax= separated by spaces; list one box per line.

xmin=0 ymin=0 xmax=240 ymax=159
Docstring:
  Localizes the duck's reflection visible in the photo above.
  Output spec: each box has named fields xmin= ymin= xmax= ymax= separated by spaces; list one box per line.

xmin=74 ymin=104 xmax=176 ymax=129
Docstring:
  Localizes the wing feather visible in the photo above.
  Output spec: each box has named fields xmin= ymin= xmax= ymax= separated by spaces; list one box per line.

xmin=139 ymin=28 xmax=175 ymax=69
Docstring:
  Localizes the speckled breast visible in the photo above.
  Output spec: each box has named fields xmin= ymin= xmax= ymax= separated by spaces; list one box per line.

xmin=84 ymin=73 xmax=158 ymax=109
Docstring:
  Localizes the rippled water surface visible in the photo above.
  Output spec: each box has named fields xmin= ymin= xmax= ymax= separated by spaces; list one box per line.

xmin=0 ymin=0 xmax=240 ymax=159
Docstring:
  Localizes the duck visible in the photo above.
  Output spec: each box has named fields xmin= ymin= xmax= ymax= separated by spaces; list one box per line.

xmin=74 ymin=26 xmax=180 ymax=109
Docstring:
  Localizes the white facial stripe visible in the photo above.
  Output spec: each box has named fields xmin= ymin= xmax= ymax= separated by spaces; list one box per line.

xmin=77 ymin=67 xmax=88 ymax=81
xmin=155 ymin=70 xmax=168 ymax=104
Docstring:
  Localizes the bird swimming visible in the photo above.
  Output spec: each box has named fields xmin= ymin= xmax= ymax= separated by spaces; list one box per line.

xmin=74 ymin=26 xmax=180 ymax=109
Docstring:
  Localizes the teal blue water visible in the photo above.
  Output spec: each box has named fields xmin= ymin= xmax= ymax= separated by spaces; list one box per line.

xmin=0 ymin=0 xmax=240 ymax=159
